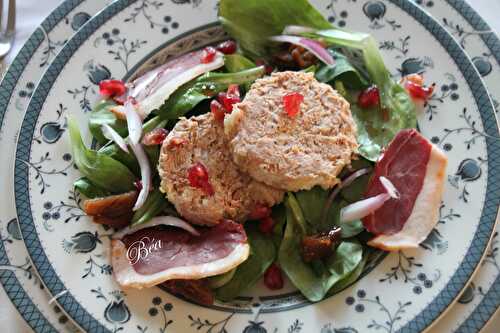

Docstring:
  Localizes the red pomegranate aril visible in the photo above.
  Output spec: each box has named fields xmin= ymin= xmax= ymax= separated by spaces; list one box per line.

xmin=259 ymin=216 xmax=275 ymax=235
xmin=142 ymin=128 xmax=169 ymax=146
xmin=211 ymin=99 xmax=226 ymax=122
xmin=248 ymin=204 xmax=272 ymax=220
xmin=405 ymin=80 xmax=435 ymax=101
xmin=216 ymin=40 xmax=237 ymax=55
xmin=218 ymin=92 xmax=240 ymax=112
xmin=255 ymin=59 xmax=274 ymax=74
xmin=227 ymin=84 xmax=240 ymax=98
xmin=283 ymin=92 xmax=304 ymax=118
xmin=99 ymin=79 xmax=127 ymax=98
xmin=358 ymin=86 xmax=380 ymax=109
xmin=201 ymin=47 xmax=217 ymax=64
xmin=134 ymin=180 xmax=143 ymax=191
xmin=264 ymin=264 xmax=284 ymax=290
xmin=188 ymin=162 xmax=214 ymax=196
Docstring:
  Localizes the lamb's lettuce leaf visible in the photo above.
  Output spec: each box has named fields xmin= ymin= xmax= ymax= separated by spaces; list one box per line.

xmin=219 ymin=0 xmax=330 ymax=59
xmin=315 ymin=49 xmax=368 ymax=89
xmin=157 ymin=66 xmax=265 ymax=120
xmin=73 ymin=177 xmax=109 ymax=199
xmin=215 ymin=224 xmax=276 ymax=301
xmin=131 ymin=188 xmax=171 ymax=226
xmin=68 ymin=117 xmax=135 ymax=193
xmin=278 ymin=194 xmax=364 ymax=302
xmin=88 ymin=100 xmax=128 ymax=145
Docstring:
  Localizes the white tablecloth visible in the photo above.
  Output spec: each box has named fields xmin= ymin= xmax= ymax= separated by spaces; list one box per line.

xmin=1 ymin=0 xmax=499 ymax=332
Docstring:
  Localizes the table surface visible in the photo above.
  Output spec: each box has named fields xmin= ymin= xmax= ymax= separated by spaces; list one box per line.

xmin=1 ymin=0 xmax=499 ymax=332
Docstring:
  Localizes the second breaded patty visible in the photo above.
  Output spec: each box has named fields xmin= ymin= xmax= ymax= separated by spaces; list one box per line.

xmin=225 ymin=71 xmax=358 ymax=191
xmin=158 ymin=113 xmax=284 ymax=226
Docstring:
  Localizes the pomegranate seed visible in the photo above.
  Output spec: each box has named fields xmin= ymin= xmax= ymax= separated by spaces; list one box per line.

xmin=255 ymin=59 xmax=274 ymax=74
xmin=216 ymin=40 xmax=237 ymax=55
xmin=259 ymin=216 xmax=275 ymax=235
xmin=211 ymin=100 xmax=226 ymax=122
xmin=142 ymin=128 xmax=169 ymax=146
xmin=201 ymin=47 xmax=217 ymax=64
xmin=248 ymin=204 xmax=272 ymax=220
xmin=167 ymin=137 xmax=186 ymax=149
xmin=99 ymin=79 xmax=127 ymax=98
xmin=358 ymin=86 xmax=380 ymax=109
xmin=187 ymin=162 xmax=214 ymax=196
xmin=264 ymin=263 xmax=284 ymax=290
xmin=405 ymin=80 xmax=435 ymax=101
xmin=217 ymin=92 xmax=240 ymax=112
xmin=282 ymin=92 xmax=304 ymax=118
xmin=134 ymin=180 xmax=143 ymax=191
xmin=227 ymin=84 xmax=240 ymax=98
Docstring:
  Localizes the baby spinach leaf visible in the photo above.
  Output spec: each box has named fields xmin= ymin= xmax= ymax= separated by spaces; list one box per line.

xmin=224 ymin=54 xmax=256 ymax=72
xmin=325 ymin=240 xmax=363 ymax=278
xmin=73 ymin=177 xmax=109 ymax=199
xmin=157 ymin=67 xmax=265 ymax=120
xmin=219 ymin=0 xmax=330 ymax=59
xmin=338 ymin=219 xmax=365 ymax=239
xmin=216 ymin=224 xmax=276 ymax=301
xmin=68 ymin=117 xmax=135 ymax=193
xmin=328 ymin=251 xmax=367 ymax=295
xmin=88 ymin=100 xmax=128 ymax=145
xmin=315 ymin=50 xmax=368 ymax=89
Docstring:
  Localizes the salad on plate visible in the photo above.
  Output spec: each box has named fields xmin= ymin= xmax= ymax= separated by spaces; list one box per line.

xmin=68 ymin=0 xmax=447 ymax=305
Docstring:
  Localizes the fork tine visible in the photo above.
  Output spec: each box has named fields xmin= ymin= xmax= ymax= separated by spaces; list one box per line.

xmin=6 ymin=0 xmax=15 ymax=35
xmin=0 ymin=0 xmax=3 ymax=31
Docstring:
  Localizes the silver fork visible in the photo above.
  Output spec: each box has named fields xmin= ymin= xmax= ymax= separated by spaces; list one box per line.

xmin=0 ymin=0 xmax=16 ymax=60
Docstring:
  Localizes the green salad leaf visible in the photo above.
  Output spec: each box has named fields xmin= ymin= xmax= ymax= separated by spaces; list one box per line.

xmin=73 ymin=177 xmax=109 ymax=199
xmin=306 ymin=30 xmax=416 ymax=160
xmin=328 ymin=250 xmax=367 ymax=295
xmin=315 ymin=50 xmax=368 ymax=89
xmin=131 ymin=188 xmax=171 ymax=226
xmin=224 ymin=54 xmax=256 ymax=72
xmin=219 ymin=0 xmax=330 ymax=59
xmin=88 ymin=100 xmax=128 ymax=145
xmin=279 ymin=194 xmax=363 ymax=302
xmin=157 ymin=67 xmax=265 ymax=120
xmin=216 ymin=224 xmax=276 ymax=302
xmin=68 ymin=117 xmax=135 ymax=193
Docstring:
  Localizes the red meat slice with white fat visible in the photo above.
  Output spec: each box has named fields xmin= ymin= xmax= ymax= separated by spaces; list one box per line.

xmin=362 ymin=129 xmax=448 ymax=251
xmin=111 ymin=219 xmax=249 ymax=289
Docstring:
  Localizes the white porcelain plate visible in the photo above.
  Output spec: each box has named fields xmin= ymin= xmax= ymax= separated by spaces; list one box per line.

xmin=12 ymin=0 xmax=500 ymax=332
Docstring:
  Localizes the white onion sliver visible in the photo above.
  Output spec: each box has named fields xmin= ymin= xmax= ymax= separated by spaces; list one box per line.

xmin=101 ymin=124 xmax=129 ymax=153
xmin=269 ymin=35 xmax=335 ymax=65
xmin=129 ymin=141 xmax=150 ymax=211
xmin=124 ymin=101 xmax=143 ymax=145
xmin=113 ymin=216 xmax=200 ymax=239
xmin=340 ymin=193 xmax=391 ymax=223
xmin=380 ymin=176 xmax=400 ymax=199
xmin=282 ymin=25 xmax=317 ymax=35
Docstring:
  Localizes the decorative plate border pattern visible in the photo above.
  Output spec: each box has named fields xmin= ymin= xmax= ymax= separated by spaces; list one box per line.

xmin=10 ymin=1 xmax=500 ymax=333
xmin=0 ymin=1 xmax=87 ymax=332
xmin=391 ymin=1 xmax=500 ymax=331
xmin=442 ymin=2 xmax=500 ymax=331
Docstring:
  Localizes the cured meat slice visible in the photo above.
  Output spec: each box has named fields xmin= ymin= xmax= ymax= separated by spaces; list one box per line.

xmin=362 ymin=129 xmax=447 ymax=250
xmin=126 ymin=49 xmax=224 ymax=116
xmin=111 ymin=219 xmax=249 ymax=289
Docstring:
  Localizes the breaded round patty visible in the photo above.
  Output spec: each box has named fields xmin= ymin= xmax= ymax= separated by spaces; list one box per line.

xmin=158 ymin=113 xmax=284 ymax=226
xmin=225 ymin=71 xmax=358 ymax=191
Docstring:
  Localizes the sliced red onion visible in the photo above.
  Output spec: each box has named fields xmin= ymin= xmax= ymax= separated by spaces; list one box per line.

xmin=129 ymin=140 xmax=150 ymax=211
xmin=112 ymin=215 xmax=200 ymax=239
xmin=269 ymin=35 xmax=335 ymax=66
xmin=282 ymin=25 xmax=317 ymax=36
xmin=101 ymin=124 xmax=129 ymax=153
xmin=124 ymin=100 xmax=143 ymax=145
xmin=340 ymin=177 xmax=399 ymax=223
xmin=321 ymin=167 xmax=372 ymax=225
xmin=135 ymin=51 xmax=225 ymax=116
